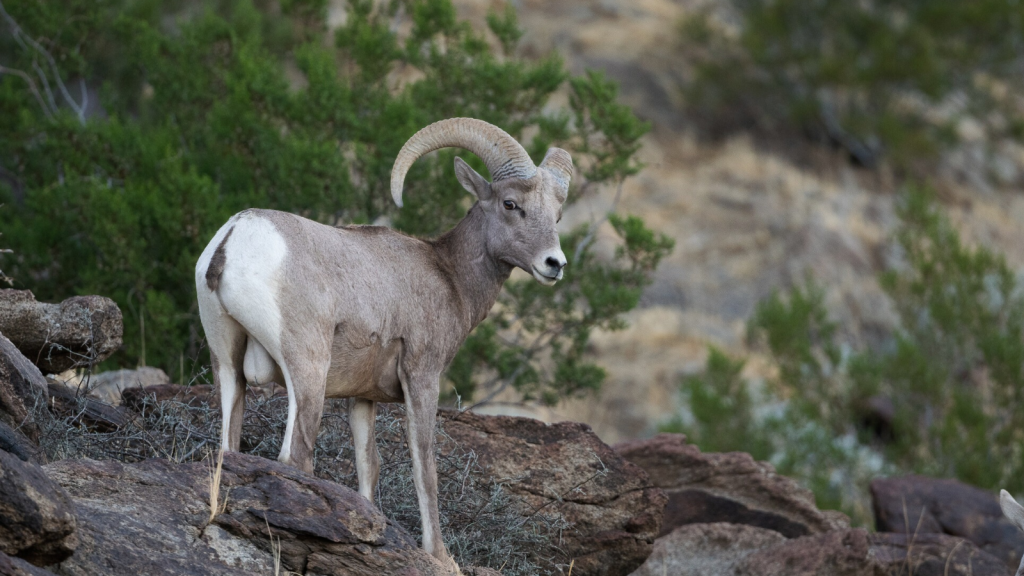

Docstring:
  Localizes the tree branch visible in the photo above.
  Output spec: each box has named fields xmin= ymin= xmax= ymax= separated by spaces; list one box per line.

xmin=0 ymin=0 xmax=87 ymax=124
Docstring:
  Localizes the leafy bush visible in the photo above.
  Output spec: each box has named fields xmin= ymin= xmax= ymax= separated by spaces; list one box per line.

xmin=679 ymin=0 xmax=1024 ymax=168
xmin=0 ymin=0 xmax=669 ymax=404
xmin=667 ymin=188 xmax=1024 ymax=524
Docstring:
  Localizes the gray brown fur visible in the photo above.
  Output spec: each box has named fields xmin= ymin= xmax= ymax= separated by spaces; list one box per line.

xmin=204 ymin=226 xmax=233 ymax=292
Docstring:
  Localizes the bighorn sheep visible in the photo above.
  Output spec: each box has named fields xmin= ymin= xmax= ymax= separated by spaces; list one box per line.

xmin=1000 ymin=489 xmax=1024 ymax=576
xmin=195 ymin=118 xmax=571 ymax=568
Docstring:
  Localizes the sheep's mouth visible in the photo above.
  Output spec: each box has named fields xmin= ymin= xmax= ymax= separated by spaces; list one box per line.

xmin=531 ymin=266 xmax=561 ymax=286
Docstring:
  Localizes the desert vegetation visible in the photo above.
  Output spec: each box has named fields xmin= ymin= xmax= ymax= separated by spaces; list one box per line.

xmin=667 ymin=187 xmax=1024 ymax=526
xmin=657 ymin=0 xmax=1024 ymax=528
xmin=678 ymin=0 xmax=1024 ymax=171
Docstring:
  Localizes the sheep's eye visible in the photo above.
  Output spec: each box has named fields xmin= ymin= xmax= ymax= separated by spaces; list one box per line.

xmin=503 ymin=200 xmax=517 ymax=211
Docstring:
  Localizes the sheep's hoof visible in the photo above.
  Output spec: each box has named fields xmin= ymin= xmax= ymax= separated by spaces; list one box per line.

xmin=441 ymin=556 xmax=463 ymax=576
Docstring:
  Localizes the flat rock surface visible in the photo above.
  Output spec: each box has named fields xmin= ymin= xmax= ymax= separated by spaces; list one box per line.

xmin=628 ymin=522 xmax=785 ymax=576
xmin=869 ymin=532 xmax=1009 ymax=576
xmin=615 ymin=433 xmax=848 ymax=538
xmin=441 ymin=410 xmax=666 ymax=576
xmin=44 ymin=453 xmax=452 ymax=576
xmin=0 ymin=450 xmax=76 ymax=567
xmin=0 ymin=290 xmax=122 ymax=374
xmin=871 ymin=475 xmax=1024 ymax=570
xmin=75 ymin=367 xmax=170 ymax=406
xmin=733 ymin=529 xmax=883 ymax=576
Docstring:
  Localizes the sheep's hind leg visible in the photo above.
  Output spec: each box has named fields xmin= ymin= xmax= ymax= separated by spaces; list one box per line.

xmin=197 ymin=293 xmax=247 ymax=453
xmin=349 ymin=398 xmax=380 ymax=503
xmin=277 ymin=349 xmax=330 ymax=474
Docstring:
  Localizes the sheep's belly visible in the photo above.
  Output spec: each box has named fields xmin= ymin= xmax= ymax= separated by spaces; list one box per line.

xmin=324 ymin=336 xmax=403 ymax=403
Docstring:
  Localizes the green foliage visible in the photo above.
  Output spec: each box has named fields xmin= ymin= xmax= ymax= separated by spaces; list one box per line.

xmin=667 ymin=189 xmax=1024 ymax=523
xmin=449 ymin=215 xmax=673 ymax=406
xmin=679 ymin=0 xmax=1024 ymax=168
xmin=0 ymin=0 xmax=669 ymax=406
xmin=662 ymin=347 xmax=774 ymax=461
xmin=666 ymin=284 xmax=885 ymax=525
xmin=870 ymin=187 xmax=1024 ymax=486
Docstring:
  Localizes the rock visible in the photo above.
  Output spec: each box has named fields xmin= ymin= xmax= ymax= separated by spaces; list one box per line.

xmin=869 ymin=532 xmax=1009 ymax=576
xmin=121 ymin=384 xmax=216 ymax=411
xmin=627 ymin=522 xmax=785 ymax=576
xmin=733 ymin=529 xmax=883 ymax=576
xmin=440 ymin=410 xmax=666 ymax=576
xmin=77 ymin=367 xmax=170 ymax=406
xmin=871 ymin=475 xmax=1024 ymax=569
xmin=614 ymin=434 xmax=848 ymax=538
xmin=0 ymin=550 xmax=58 ymax=576
xmin=0 ymin=449 xmax=76 ymax=566
xmin=0 ymin=334 xmax=47 ymax=444
xmin=0 ymin=290 xmax=122 ymax=374
xmin=0 ymin=422 xmax=44 ymax=465
xmin=43 ymin=452 xmax=453 ymax=576
xmin=45 ymin=381 xmax=129 ymax=432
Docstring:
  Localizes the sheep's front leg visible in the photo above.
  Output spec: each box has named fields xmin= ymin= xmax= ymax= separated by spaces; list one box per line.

xmin=349 ymin=398 xmax=380 ymax=503
xmin=401 ymin=375 xmax=452 ymax=566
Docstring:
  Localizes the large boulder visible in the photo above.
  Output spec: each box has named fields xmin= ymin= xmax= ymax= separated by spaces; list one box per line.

xmin=627 ymin=522 xmax=784 ymax=576
xmin=733 ymin=529 xmax=882 ymax=576
xmin=869 ymin=532 xmax=1009 ymax=576
xmin=440 ymin=410 xmax=667 ymax=576
xmin=0 ymin=336 xmax=48 ymax=465
xmin=871 ymin=475 xmax=1024 ymax=570
xmin=0 ymin=335 xmax=47 ymax=444
xmin=43 ymin=452 xmax=453 ymax=576
xmin=44 ymin=381 xmax=128 ymax=432
xmin=0 ymin=550 xmax=58 ymax=576
xmin=628 ymin=526 xmax=1007 ymax=576
xmin=0 ymin=421 xmax=44 ymax=466
xmin=0 ymin=290 xmax=122 ymax=374
xmin=0 ymin=450 xmax=76 ymax=566
xmin=614 ymin=434 xmax=848 ymax=538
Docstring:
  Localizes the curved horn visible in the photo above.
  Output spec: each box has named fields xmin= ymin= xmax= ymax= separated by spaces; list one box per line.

xmin=539 ymin=147 xmax=573 ymax=185
xmin=390 ymin=118 xmax=536 ymax=207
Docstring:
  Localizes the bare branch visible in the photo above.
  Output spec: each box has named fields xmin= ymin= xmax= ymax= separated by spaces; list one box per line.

xmin=0 ymin=0 xmax=87 ymax=124
xmin=0 ymin=64 xmax=54 ymax=119
xmin=573 ymin=176 xmax=624 ymax=264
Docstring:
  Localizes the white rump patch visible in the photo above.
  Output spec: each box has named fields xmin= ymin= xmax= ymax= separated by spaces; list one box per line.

xmin=216 ymin=214 xmax=288 ymax=359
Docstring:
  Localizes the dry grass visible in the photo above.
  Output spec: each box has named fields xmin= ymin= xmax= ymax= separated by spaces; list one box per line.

xmin=206 ymin=448 xmax=227 ymax=526
xmin=30 ymin=386 xmax=569 ymax=575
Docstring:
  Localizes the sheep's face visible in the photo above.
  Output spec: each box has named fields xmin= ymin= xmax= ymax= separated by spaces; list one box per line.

xmin=455 ymin=157 xmax=568 ymax=285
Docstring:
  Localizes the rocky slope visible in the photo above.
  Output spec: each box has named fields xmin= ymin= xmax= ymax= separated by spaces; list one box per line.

xmin=618 ymin=434 xmax=1020 ymax=576
xmin=427 ymin=0 xmax=1024 ymax=442
xmin=4 ymin=293 xmax=1023 ymax=575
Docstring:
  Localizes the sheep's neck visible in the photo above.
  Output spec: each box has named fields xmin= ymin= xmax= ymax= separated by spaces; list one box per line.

xmin=431 ymin=204 xmax=511 ymax=330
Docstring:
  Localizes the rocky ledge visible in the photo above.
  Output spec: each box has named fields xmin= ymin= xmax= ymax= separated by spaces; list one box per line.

xmin=618 ymin=434 xmax=1019 ymax=576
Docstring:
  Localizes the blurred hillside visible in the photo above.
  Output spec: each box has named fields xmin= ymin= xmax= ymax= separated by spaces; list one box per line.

xmin=435 ymin=0 xmax=1024 ymax=441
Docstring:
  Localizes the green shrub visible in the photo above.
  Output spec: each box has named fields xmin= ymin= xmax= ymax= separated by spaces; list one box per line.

xmin=679 ymin=0 xmax=1024 ymax=168
xmin=0 ymin=0 xmax=670 ymax=404
xmin=667 ymin=188 xmax=1024 ymax=524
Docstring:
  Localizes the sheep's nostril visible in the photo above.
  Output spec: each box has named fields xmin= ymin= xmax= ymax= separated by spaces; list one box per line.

xmin=545 ymin=257 xmax=564 ymax=270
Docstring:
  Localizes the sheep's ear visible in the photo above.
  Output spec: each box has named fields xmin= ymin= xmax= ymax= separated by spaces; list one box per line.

xmin=454 ymin=157 xmax=493 ymax=201
xmin=1001 ymin=490 xmax=1024 ymax=531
